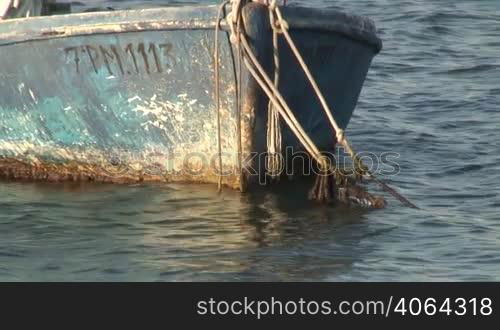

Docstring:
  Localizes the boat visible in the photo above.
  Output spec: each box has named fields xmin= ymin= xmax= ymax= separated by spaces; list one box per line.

xmin=0 ymin=1 xmax=382 ymax=191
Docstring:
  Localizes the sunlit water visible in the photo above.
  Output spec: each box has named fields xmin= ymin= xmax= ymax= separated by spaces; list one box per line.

xmin=1 ymin=0 xmax=499 ymax=281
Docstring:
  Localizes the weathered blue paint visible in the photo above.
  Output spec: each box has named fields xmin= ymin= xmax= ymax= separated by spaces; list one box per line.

xmin=0 ymin=3 xmax=381 ymax=189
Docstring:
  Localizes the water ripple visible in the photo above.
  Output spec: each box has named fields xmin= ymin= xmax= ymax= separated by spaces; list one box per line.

xmin=0 ymin=0 xmax=498 ymax=281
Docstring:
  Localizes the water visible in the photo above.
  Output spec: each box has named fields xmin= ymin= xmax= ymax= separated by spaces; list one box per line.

xmin=1 ymin=0 xmax=499 ymax=281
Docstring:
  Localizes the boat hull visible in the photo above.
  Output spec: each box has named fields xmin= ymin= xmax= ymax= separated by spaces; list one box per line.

xmin=0 ymin=4 xmax=381 ymax=189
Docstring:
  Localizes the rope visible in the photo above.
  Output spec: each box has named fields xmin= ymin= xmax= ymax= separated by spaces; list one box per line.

xmin=214 ymin=1 xmax=229 ymax=192
xmin=240 ymin=35 xmax=336 ymax=203
xmin=266 ymin=0 xmax=283 ymax=179
xmin=220 ymin=0 xmax=418 ymax=208
xmin=228 ymin=1 xmax=328 ymax=171
xmin=240 ymin=37 xmax=327 ymax=167
xmin=272 ymin=3 xmax=418 ymax=208
xmin=229 ymin=1 xmax=334 ymax=205
xmin=235 ymin=20 xmax=244 ymax=191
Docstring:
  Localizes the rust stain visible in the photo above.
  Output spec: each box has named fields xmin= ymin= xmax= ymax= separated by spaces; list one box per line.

xmin=40 ymin=30 xmax=65 ymax=36
xmin=0 ymin=158 xmax=242 ymax=189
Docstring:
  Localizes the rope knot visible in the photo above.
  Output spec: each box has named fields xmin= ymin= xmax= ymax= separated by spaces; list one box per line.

xmin=272 ymin=20 xmax=289 ymax=33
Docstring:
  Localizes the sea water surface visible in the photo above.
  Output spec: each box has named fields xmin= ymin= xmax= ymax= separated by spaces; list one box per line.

xmin=1 ymin=0 xmax=499 ymax=281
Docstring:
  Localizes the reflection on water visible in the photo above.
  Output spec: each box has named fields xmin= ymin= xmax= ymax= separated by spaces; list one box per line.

xmin=0 ymin=180 xmax=377 ymax=281
xmin=1 ymin=0 xmax=500 ymax=281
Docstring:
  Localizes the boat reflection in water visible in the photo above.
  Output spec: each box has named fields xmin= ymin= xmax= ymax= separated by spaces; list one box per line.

xmin=1 ymin=179 xmax=371 ymax=280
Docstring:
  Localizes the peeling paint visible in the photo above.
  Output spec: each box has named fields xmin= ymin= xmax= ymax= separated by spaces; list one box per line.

xmin=128 ymin=96 xmax=141 ymax=103
xmin=0 ymin=21 xmax=246 ymax=190
xmin=0 ymin=4 xmax=379 ymax=193
xmin=28 ymin=89 xmax=36 ymax=102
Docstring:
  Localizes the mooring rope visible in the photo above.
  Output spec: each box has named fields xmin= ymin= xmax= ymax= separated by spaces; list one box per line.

xmin=240 ymin=38 xmax=327 ymax=166
xmin=214 ymin=0 xmax=230 ymax=192
xmin=227 ymin=2 xmax=329 ymax=169
xmin=266 ymin=0 xmax=283 ymax=179
xmin=234 ymin=17 xmax=244 ymax=192
xmin=271 ymin=4 xmax=418 ymax=208
xmin=218 ymin=0 xmax=418 ymax=208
